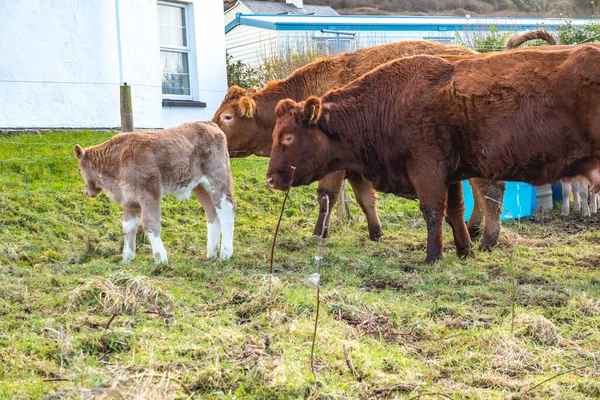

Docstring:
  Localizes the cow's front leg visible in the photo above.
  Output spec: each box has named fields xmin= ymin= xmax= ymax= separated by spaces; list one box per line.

xmin=122 ymin=204 xmax=141 ymax=264
xmin=314 ymin=171 xmax=344 ymax=238
xmin=412 ymin=173 xmax=447 ymax=263
xmin=445 ymin=181 xmax=473 ymax=258
xmin=347 ymin=171 xmax=383 ymax=241
xmin=140 ymin=197 xmax=168 ymax=264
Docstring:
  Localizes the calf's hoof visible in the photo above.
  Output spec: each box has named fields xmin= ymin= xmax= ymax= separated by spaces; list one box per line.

xmin=154 ymin=253 xmax=168 ymax=265
xmin=369 ymin=227 xmax=383 ymax=242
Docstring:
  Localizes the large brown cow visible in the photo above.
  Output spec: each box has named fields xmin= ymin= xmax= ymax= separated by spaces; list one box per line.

xmin=266 ymin=46 xmax=600 ymax=263
xmin=214 ymin=40 xmax=509 ymax=248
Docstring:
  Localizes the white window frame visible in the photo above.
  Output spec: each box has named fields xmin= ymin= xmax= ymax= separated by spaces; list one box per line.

xmin=158 ymin=1 xmax=194 ymax=100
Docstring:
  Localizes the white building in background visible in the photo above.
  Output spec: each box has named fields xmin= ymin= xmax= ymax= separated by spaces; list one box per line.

xmin=0 ymin=0 xmax=227 ymax=130
xmin=225 ymin=13 xmax=597 ymax=67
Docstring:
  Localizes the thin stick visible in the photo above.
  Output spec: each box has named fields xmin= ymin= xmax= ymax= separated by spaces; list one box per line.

xmin=519 ymin=362 xmax=596 ymax=396
xmin=104 ymin=313 xmax=117 ymax=330
xmin=342 ymin=344 xmax=362 ymax=382
xmin=310 ymin=195 xmax=329 ymax=378
xmin=43 ymin=378 xmax=70 ymax=382
xmin=269 ymin=166 xmax=296 ymax=292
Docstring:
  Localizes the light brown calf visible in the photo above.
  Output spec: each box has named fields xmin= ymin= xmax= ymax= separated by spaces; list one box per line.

xmin=74 ymin=121 xmax=235 ymax=263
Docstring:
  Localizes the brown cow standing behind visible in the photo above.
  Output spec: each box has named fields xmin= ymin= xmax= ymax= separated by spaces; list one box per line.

xmin=74 ymin=121 xmax=235 ymax=263
xmin=214 ymin=40 xmax=510 ymax=249
xmin=266 ymin=46 xmax=600 ymax=263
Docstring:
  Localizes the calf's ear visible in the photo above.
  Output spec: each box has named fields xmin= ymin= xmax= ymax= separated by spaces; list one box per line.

xmin=73 ymin=145 xmax=85 ymax=160
xmin=275 ymin=99 xmax=298 ymax=118
xmin=238 ymin=96 xmax=256 ymax=118
xmin=303 ymin=96 xmax=322 ymax=125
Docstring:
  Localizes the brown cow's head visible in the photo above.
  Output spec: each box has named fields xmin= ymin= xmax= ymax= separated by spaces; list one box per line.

xmin=266 ymin=96 xmax=332 ymax=190
xmin=212 ymin=85 xmax=264 ymax=157
xmin=74 ymin=145 xmax=103 ymax=198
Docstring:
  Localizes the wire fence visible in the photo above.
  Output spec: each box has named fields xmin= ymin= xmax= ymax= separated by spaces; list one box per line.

xmin=0 ymin=132 xmax=425 ymax=266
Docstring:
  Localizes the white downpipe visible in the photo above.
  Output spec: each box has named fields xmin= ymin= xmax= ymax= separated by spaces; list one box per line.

xmin=115 ymin=0 xmax=124 ymax=85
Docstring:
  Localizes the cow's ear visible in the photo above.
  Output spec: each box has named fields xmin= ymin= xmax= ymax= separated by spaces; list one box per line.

xmin=275 ymin=99 xmax=298 ymax=118
xmin=74 ymin=145 xmax=85 ymax=160
xmin=303 ymin=96 xmax=322 ymax=125
xmin=246 ymin=87 xmax=258 ymax=94
xmin=238 ymin=96 xmax=256 ymax=118
xmin=225 ymin=85 xmax=246 ymax=100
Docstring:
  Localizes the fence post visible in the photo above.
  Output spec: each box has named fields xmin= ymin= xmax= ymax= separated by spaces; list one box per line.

xmin=120 ymin=82 xmax=134 ymax=132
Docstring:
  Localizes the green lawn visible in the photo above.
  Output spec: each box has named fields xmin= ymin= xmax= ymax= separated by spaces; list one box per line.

xmin=0 ymin=130 xmax=599 ymax=399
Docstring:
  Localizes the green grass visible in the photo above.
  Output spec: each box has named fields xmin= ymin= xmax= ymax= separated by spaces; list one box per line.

xmin=0 ymin=130 xmax=599 ymax=399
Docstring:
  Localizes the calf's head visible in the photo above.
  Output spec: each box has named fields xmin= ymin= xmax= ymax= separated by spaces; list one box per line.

xmin=266 ymin=97 xmax=331 ymax=190
xmin=74 ymin=145 xmax=102 ymax=197
xmin=212 ymin=86 xmax=263 ymax=156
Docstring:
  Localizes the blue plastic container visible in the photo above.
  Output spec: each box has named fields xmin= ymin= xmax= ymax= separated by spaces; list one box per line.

xmin=462 ymin=181 xmax=537 ymax=221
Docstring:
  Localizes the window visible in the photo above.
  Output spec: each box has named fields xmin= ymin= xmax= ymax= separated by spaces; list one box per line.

xmin=314 ymin=38 xmax=352 ymax=55
xmin=158 ymin=2 xmax=191 ymax=97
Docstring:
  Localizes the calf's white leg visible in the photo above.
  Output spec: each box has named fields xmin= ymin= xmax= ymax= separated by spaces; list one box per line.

xmin=140 ymin=197 xmax=168 ymax=264
xmin=122 ymin=204 xmax=141 ymax=264
xmin=193 ymin=186 xmax=221 ymax=259
xmin=561 ymin=181 xmax=572 ymax=216
xmin=215 ymin=194 xmax=235 ymax=260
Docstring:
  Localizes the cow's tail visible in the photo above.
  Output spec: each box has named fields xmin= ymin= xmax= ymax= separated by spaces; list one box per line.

xmin=504 ymin=30 xmax=557 ymax=50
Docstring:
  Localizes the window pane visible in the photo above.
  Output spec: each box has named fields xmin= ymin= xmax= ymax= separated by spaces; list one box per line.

xmin=161 ymin=51 xmax=190 ymax=95
xmin=158 ymin=4 xmax=187 ymax=47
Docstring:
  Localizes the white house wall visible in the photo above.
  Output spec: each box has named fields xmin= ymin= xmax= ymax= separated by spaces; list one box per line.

xmin=162 ymin=0 xmax=228 ymax=126
xmin=0 ymin=0 xmax=227 ymax=129
xmin=0 ymin=0 xmax=163 ymax=129
xmin=226 ymin=25 xmax=278 ymax=67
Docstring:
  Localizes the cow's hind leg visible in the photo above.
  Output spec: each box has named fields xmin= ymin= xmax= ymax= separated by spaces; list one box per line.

xmin=193 ymin=186 xmax=220 ymax=259
xmin=410 ymin=167 xmax=447 ymax=263
xmin=581 ymin=183 xmax=590 ymax=217
xmin=314 ymin=171 xmax=345 ymax=238
xmin=445 ymin=181 xmax=473 ymax=258
xmin=573 ymin=181 xmax=582 ymax=212
xmin=561 ymin=181 xmax=572 ymax=216
xmin=140 ymin=196 xmax=168 ymax=264
xmin=591 ymin=192 xmax=599 ymax=214
xmin=122 ymin=203 xmax=141 ymax=264
xmin=346 ymin=171 xmax=383 ymax=241
xmin=477 ymin=179 xmax=504 ymax=251
xmin=466 ymin=180 xmax=484 ymax=240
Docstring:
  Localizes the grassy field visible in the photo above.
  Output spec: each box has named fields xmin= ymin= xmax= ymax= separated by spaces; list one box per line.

xmin=1 ymin=130 xmax=599 ymax=399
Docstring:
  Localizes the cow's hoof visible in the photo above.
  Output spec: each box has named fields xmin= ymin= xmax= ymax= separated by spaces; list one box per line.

xmin=457 ymin=245 xmax=474 ymax=258
xmin=479 ymin=240 xmax=496 ymax=252
xmin=424 ymin=252 xmax=443 ymax=264
xmin=467 ymin=226 xmax=482 ymax=240
xmin=313 ymin=227 xmax=329 ymax=239
xmin=369 ymin=227 xmax=383 ymax=242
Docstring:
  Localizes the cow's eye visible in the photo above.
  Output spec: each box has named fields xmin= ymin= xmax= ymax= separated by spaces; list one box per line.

xmin=281 ymin=133 xmax=294 ymax=145
xmin=222 ymin=114 xmax=234 ymax=122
